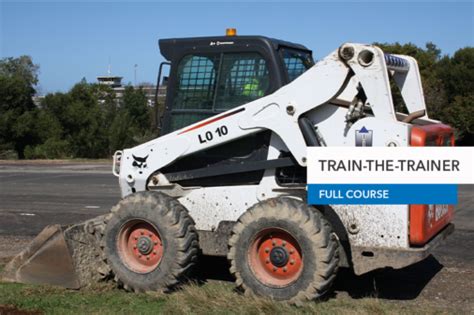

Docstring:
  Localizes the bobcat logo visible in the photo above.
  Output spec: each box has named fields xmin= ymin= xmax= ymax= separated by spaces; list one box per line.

xmin=132 ymin=155 xmax=148 ymax=169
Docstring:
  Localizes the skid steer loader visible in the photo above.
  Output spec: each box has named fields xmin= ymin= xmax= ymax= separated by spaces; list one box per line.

xmin=2 ymin=29 xmax=455 ymax=302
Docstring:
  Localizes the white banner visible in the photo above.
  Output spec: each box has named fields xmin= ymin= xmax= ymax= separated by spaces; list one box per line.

xmin=307 ymin=147 xmax=474 ymax=184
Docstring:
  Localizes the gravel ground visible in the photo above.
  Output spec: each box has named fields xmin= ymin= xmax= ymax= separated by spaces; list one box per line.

xmin=0 ymin=236 xmax=32 ymax=264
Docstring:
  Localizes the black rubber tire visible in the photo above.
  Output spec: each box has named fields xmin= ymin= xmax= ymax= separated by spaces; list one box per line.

xmin=104 ymin=191 xmax=199 ymax=292
xmin=228 ymin=197 xmax=340 ymax=302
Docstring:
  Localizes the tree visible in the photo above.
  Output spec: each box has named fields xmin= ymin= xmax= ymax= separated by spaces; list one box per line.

xmin=435 ymin=48 xmax=474 ymax=144
xmin=0 ymin=56 xmax=39 ymax=158
xmin=108 ymin=111 xmax=139 ymax=151
xmin=37 ymin=81 xmax=116 ymax=158
xmin=437 ymin=47 xmax=474 ymax=101
xmin=61 ymin=82 xmax=110 ymax=158
xmin=442 ymin=95 xmax=474 ymax=145
xmin=0 ymin=55 xmax=39 ymax=86
xmin=23 ymin=109 xmax=69 ymax=159
xmin=107 ymin=86 xmax=154 ymax=152
xmin=122 ymin=86 xmax=150 ymax=130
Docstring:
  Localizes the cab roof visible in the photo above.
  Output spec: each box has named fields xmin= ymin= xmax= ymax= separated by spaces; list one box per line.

xmin=159 ymin=35 xmax=311 ymax=61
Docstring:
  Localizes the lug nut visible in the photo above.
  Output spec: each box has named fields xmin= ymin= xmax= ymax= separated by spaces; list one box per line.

xmin=273 ymin=267 xmax=277 ymax=271
xmin=149 ymin=234 xmax=153 ymax=237
xmin=264 ymin=248 xmax=270 ymax=253
xmin=141 ymin=231 xmax=144 ymax=235
xmin=272 ymin=241 xmax=276 ymax=246
xmin=138 ymin=254 xmax=142 ymax=258
xmin=146 ymin=256 xmax=150 ymax=260
xmin=289 ymin=249 xmax=294 ymax=254
xmin=283 ymin=267 xmax=287 ymax=272
xmin=282 ymin=241 xmax=287 ymax=247
xmin=265 ymin=258 xmax=270 ymax=264
xmin=290 ymin=259 xmax=295 ymax=265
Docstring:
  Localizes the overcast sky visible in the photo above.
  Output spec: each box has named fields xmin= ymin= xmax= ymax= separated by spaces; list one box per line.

xmin=1 ymin=1 xmax=473 ymax=94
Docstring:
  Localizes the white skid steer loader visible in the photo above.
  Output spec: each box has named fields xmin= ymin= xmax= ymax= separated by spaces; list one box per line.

xmin=3 ymin=30 xmax=455 ymax=302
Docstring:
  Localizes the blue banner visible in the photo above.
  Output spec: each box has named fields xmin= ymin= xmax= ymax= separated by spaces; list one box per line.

xmin=307 ymin=184 xmax=458 ymax=205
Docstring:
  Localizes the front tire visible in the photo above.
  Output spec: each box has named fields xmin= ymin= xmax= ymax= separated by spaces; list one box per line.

xmin=228 ymin=198 xmax=339 ymax=302
xmin=104 ymin=191 xmax=199 ymax=292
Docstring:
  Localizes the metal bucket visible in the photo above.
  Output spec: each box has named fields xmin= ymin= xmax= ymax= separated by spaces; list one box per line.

xmin=1 ymin=216 xmax=110 ymax=288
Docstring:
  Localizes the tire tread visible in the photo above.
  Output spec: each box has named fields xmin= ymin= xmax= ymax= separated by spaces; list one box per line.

xmin=228 ymin=197 xmax=339 ymax=302
xmin=105 ymin=191 xmax=199 ymax=293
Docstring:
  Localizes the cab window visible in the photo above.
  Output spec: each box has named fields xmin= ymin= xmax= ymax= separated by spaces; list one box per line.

xmin=173 ymin=54 xmax=218 ymax=111
xmin=215 ymin=53 xmax=269 ymax=110
xmin=170 ymin=52 xmax=269 ymax=131
xmin=281 ymin=48 xmax=314 ymax=82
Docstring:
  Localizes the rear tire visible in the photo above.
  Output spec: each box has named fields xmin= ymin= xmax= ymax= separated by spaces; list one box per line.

xmin=104 ymin=191 xmax=199 ymax=292
xmin=228 ymin=198 xmax=339 ymax=302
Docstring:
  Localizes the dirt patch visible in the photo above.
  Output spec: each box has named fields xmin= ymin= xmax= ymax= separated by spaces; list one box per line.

xmin=0 ymin=236 xmax=33 ymax=264
xmin=329 ymin=255 xmax=473 ymax=313
xmin=0 ymin=305 xmax=42 ymax=315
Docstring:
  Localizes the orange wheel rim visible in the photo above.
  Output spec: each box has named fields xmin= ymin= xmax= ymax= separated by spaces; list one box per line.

xmin=117 ymin=220 xmax=163 ymax=273
xmin=248 ymin=228 xmax=303 ymax=287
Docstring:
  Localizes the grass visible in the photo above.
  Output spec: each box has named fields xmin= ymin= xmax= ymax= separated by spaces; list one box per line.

xmin=0 ymin=280 xmax=451 ymax=315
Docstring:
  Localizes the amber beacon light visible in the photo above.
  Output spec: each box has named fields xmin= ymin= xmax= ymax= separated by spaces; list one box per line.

xmin=226 ymin=28 xmax=237 ymax=36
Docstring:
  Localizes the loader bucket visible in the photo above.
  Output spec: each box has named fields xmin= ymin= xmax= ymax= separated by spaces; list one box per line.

xmin=1 ymin=225 xmax=80 ymax=288
xmin=1 ymin=216 xmax=110 ymax=288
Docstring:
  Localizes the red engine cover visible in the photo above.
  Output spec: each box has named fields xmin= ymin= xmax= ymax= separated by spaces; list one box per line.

xmin=409 ymin=124 xmax=455 ymax=245
xmin=410 ymin=124 xmax=454 ymax=147
xmin=409 ymin=204 xmax=454 ymax=245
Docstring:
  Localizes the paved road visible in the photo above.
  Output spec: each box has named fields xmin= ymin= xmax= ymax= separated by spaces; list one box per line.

xmin=0 ymin=162 xmax=472 ymax=311
xmin=0 ymin=164 xmax=118 ymax=236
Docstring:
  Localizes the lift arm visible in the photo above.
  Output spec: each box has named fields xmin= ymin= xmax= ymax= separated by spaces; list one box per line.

xmin=116 ymin=43 xmax=425 ymax=197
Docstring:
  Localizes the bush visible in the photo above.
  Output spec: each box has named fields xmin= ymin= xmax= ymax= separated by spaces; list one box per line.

xmin=24 ymin=138 xmax=71 ymax=159
xmin=0 ymin=149 xmax=18 ymax=160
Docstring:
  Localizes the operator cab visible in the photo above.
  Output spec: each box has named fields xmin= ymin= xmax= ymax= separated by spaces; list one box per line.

xmin=158 ymin=31 xmax=314 ymax=134
xmin=156 ymin=30 xmax=313 ymax=186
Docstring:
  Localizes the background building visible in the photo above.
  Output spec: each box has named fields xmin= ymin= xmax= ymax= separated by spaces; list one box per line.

xmin=97 ymin=74 xmax=167 ymax=107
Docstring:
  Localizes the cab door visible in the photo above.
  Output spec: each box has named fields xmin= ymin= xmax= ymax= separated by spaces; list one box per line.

xmin=162 ymin=51 xmax=271 ymax=134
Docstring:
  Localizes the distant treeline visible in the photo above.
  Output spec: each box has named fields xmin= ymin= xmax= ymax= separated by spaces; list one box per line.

xmin=0 ymin=42 xmax=472 ymax=159
xmin=0 ymin=60 xmax=157 ymax=159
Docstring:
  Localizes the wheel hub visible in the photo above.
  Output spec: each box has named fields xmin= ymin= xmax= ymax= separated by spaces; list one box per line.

xmin=249 ymin=228 xmax=303 ymax=287
xmin=137 ymin=236 xmax=153 ymax=255
xmin=269 ymin=247 xmax=289 ymax=267
xmin=117 ymin=220 xmax=163 ymax=273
